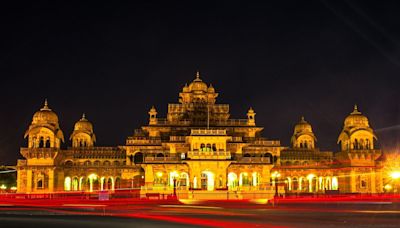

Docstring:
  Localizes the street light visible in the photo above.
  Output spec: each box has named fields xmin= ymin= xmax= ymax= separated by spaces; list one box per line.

xmin=271 ymin=171 xmax=281 ymax=197
xmin=390 ymin=171 xmax=400 ymax=180
xmin=390 ymin=171 xmax=400 ymax=193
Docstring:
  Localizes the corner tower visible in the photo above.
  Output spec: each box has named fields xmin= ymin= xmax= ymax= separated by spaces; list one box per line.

xmin=70 ymin=114 xmax=96 ymax=147
xmin=291 ymin=117 xmax=316 ymax=149
xmin=24 ymin=100 xmax=64 ymax=148
xmin=337 ymin=105 xmax=377 ymax=151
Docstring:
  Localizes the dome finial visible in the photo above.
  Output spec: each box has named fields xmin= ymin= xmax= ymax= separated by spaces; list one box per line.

xmin=351 ymin=104 xmax=361 ymax=114
xmin=41 ymin=98 xmax=51 ymax=111
xmin=82 ymin=113 xmax=86 ymax=120
xmin=196 ymin=70 xmax=200 ymax=79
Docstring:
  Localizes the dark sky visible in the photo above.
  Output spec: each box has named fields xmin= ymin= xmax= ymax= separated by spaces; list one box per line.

xmin=0 ymin=0 xmax=399 ymax=165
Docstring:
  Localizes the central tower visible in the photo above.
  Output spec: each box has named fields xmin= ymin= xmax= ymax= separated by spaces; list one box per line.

xmin=167 ymin=71 xmax=229 ymax=125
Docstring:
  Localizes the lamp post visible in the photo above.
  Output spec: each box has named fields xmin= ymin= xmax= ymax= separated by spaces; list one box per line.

xmin=390 ymin=171 xmax=400 ymax=193
xmin=173 ymin=177 xmax=177 ymax=197
xmin=271 ymin=171 xmax=281 ymax=198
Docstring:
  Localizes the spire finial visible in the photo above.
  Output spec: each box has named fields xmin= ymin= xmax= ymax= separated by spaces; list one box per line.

xmin=82 ymin=113 xmax=86 ymax=119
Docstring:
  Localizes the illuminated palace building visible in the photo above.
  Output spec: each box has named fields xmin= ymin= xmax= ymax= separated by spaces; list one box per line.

xmin=16 ymin=72 xmax=385 ymax=199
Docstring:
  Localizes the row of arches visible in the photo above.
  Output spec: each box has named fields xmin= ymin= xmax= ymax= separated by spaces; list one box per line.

xmin=64 ymin=175 xmax=121 ymax=192
xmin=283 ymin=176 xmax=339 ymax=193
xmin=298 ymin=140 xmax=312 ymax=149
xmin=352 ymin=138 xmax=371 ymax=150
xmin=227 ymin=172 xmax=260 ymax=190
xmin=31 ymin=136 xmax=51 ymax=148
xmin=153 ymin=171 xmax=190 ymax=190
xmin=64 ymin=160 xmax=123 ymax=167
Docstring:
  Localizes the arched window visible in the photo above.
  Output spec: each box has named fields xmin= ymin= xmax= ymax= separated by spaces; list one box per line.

xmin=134 ymin=152 xmax=144 ymax=164
xmin=212 ymin=143 xmax=217 ymax=151
xmin=113 ymin=161 xmax=120 ymax=166
xmin=64 ymin=160 xmax=73 ymax=167
xmin=45 ymin=137 xmax=50 ymax=148
xmin=84 ymin=160 xmax=91 ymax=166
xmin=103 ymin=161 xmax=111 ymax=166
xmin=37 ymin=179 xmax=43 ymax=189
xmin=304 ymin=141 xmax=308 ymax=149
xmin=263 ymin=153 xmax=273 ymax=164
xmin=200 ymin=144 xmax=205 ymax=151
xmin=206 ymin=144 xmax=211 ymax=151
xmin=243 ymin=153 xmax=251 ymax=157
xmin=39 ymin=137 xmax=44 ymax=148
xmin=354 ymin=139 xmax=359 ymax=150
xmin=156 ymin=153 xmax=164 ymax=158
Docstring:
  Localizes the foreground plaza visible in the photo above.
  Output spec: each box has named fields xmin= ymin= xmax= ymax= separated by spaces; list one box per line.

xmin=16 ymin=72 xmax=386 ymax=199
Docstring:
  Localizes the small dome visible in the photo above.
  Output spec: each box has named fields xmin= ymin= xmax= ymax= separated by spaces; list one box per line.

xmin=73 ymin=114 xmax=93 ymax=133
xmin=294 ymin=116 xmax=313 ymax=134
xmin=32 ymin=100 xmax=59 ymax=125
xmin=188 ymin=71 xmax=208 ymax=92
xmin=344 ymin=105 xmax=369 ymax=127
xmin=207 ymin=84 xmax=215 ymax=93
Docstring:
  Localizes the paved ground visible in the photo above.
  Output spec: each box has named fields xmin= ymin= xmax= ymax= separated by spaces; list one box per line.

xmin=1 ymin=199 xmax=400 ymax=227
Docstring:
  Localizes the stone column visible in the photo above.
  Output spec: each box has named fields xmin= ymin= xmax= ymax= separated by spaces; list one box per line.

xmin=371 ymin=169 xmax=376 ymax=193
xmin=26 ymin=169 xmax=33 ymax=193
xmin=48 ymin=168 xmax=54 ymax=192
xmin=144 ymin=165 xmax=154 ymax=189
xmin=350 ymin=170 xmax=357 ymax=193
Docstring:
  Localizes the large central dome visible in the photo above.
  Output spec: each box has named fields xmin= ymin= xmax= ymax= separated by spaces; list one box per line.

xmin=188 ymin=71 xmax=208 ymax=92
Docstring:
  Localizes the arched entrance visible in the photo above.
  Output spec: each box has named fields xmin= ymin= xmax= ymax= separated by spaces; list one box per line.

xmin=201 ymin=171 xmax=215 ymax=191
xmin=227 ymin=172 xmax=238 ymax=190
xmin=179 ymin=172 xmax=189 ymax=190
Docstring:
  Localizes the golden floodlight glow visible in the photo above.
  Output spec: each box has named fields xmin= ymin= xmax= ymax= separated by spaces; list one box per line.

xmin=88 ymin=173 xmax=97 ymax=180
xmin=0 ymin=184 xmax=6 ymax=190
xmin=271 ymin=171 xmax=280 ymax=178
xmin=384 ymin=184 xmax=392 ymax=191
xmin=390 ymin=171 xmax=400 ymax=180
xmin=156 ymin=171 xmax=163 ymax=178
xmin=307 ymin=173 xmax=315 ymax=180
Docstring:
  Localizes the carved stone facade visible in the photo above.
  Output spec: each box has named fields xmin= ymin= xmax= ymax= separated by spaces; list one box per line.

xmin=16 ymin=72 xmax=384 ymax=198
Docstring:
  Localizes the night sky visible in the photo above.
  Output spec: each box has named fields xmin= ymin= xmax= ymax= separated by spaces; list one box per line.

xmin=0 ymin=1 xmax=399 ymax=165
